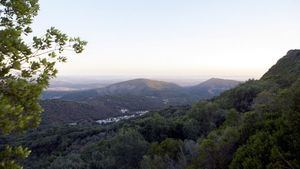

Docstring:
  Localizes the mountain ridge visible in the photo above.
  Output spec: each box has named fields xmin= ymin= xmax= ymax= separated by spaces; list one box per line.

xmin=18 ymin=49 xmax=300 ymax=169
xmin=52 ymin=78 xmax=241 ymax=100
xmin=261 ymin=49 xmax=300 ymax=87
xmin=40 ymin=78 xmax=240 ymax=125
xmin=94 ymin=78 xmax=183 ymax=96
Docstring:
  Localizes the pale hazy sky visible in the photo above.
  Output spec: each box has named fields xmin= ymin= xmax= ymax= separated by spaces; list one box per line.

xmin=32 ymin=0 xmax=300 ymax=79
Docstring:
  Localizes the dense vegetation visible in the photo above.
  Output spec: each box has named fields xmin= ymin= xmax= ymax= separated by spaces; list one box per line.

xmin=52 ymin=78 xmax=240 ymax=101
xmin=4 ymin=50 xmax=300 ymax=169
xmin=0 ymin=0 xmax=86 ymax=168
xmin=39 ymin=78 xmax=240 ymax=126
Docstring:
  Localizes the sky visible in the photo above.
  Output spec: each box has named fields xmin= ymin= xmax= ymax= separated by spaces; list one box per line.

xmin=31 ymin=0 xmax=300 ymax=80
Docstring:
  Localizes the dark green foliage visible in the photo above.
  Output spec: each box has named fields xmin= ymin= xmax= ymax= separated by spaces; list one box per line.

xmin=0 ymin=0 xmax=86 ymax=168
xmin=141 ymin=139 xmax=199 ymax=169
xmin=6 ymin=124 xmax=109 ymax=169
xmin=229 ymin=81 xmax=300 ymax=169
xmin=81 ymin=128 xmax=148 ymax=169
xmin=188 ymin=50 xmax=300 ymax=169
xmin=134 ymin=106 xmax=191 ymax=142
xmin=136 ymin=113 xmax=173 ymax=142
xmin=215 ymin=79 xmax=265 ymax=112
xmin=59 ymin=78 xmax=240 ymax=107
xmin=49 ymin=154 xmax=87 ymax=169
xmin=40 ymin=99 xmax=123 ymax=125
xmin=5 ymin=50 xmax=300 ymax=169
xmin=261 ymin=50 xmax=300 ymax=87
xmin=0 ymin=145 xmax=30 ymax=169
xmin=188 ymin=109 xmax=241 ymax=169
xmin=40 ymin=78 xmax=240 ymax=127
xmin=141 ymin=138 xmax=185 ymax=169
xmin=148 ymin=138 xmax=184 ymax=160
xmin=180 ymin=118 xmax=201 ymax=140
xmin=229 ymin=131 xmax=275 ymax=169
xmin=187 ymin=101 xmax=226 ymax=134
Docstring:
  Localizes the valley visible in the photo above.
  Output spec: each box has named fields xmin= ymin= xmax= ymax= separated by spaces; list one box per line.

xmin=7 ymin=50 xmax=300 ymax=169
xmin=40 ymin=78 xmax=240 ymax=125
xmin=1 ymin=1 xmax=299 ymax=169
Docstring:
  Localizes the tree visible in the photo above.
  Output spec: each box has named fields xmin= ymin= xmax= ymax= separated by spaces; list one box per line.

xmin=187 ymin=101 xmax=225 ymax=135
xmin=229 ymin=131 xmax=274 ymax=169
xmin=81 ymin=128 xmax=148 ymax=169
xmin=0 ymin=0 xmax=87 ymax=168
xmin=141 ymin=138 xmax=186 ymax=169
xmin=189 ymin=127 xmax=240 ymax=169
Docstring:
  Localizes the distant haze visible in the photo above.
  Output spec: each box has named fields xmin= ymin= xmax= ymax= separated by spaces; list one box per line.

xmin=34 ymin=0 xmax=300 ymax=78
xmin=50 ymin=75 xmax=246 ymax=90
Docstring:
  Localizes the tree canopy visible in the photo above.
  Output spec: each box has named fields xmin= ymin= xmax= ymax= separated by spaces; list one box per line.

xmin=0 ymin=0 xmax=86 ymax=168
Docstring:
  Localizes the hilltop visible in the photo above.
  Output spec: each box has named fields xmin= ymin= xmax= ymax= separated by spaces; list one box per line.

xmin=187 ymin=78 xmax=241 ymax=99
xmin=261 ymin=49 xmax=300 ymax=86
xmin=40 ymin=78 xmax=240 ymax=125
xmin=92 ymin=78 xmax=183 ymax=97
xmin=58 ymin=78 xmax=240 ymax=101
xmin=12 ymin=49 xmax=300 ymax=169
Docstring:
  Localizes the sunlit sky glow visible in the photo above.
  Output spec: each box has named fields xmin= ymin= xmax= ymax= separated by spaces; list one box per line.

xmin=32 ymin=0 xmax=300 ymax=79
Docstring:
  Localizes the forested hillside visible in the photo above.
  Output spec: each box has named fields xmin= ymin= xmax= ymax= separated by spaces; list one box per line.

xmin=52 ymin=78 xmax=240 ymax=101
xmin=6 ymin=50 xmax=300 ymax=169
xmin=39 ymin=78 xmax=240 ymax=126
